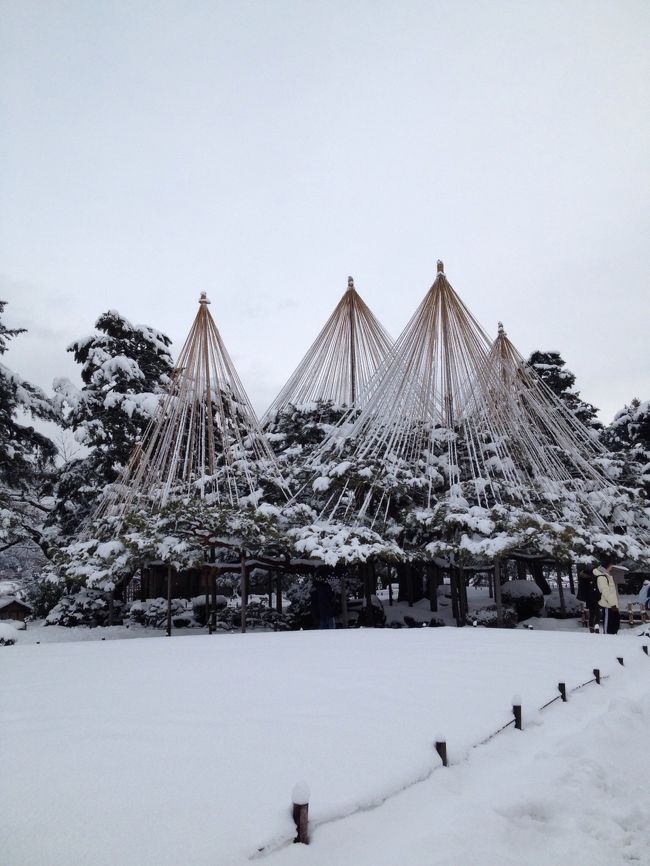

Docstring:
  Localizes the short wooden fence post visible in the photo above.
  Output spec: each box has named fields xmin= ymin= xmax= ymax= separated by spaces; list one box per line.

xmin=643 ymin=645 xmax=648 ymax=656
xmin=617 ymin=656 xmax=624 ymax=666
xmin=558 ymin=682 xmax=567 ymax=702
xmin=512 ymin=696 xmax=522 ymax=730
xmin=292 ymin=782 xmax=310 ymax=845
xmin=593 ymin=668 xmax=601 ymax=684
xmin=435 ymin=739 xmax=448 ymax=767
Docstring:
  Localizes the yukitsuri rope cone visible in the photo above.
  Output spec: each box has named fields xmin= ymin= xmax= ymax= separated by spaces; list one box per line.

xmin=260 ymin=276 xmax=393 ymax=425
xmin=96 ymin=292 xmax=287 ymax=522
xmin=299 ymin=262 xmax=645 ymax=557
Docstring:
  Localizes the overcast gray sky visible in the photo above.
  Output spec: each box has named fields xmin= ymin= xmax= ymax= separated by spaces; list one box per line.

xmin=1 ymin=0 xmax=648 ymax=425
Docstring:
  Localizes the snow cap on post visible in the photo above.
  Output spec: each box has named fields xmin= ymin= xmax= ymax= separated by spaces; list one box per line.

xmin=292 ymin=781 xmax=310 ymax=806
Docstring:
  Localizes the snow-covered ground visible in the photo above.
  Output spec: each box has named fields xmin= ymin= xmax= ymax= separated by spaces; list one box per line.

xmin=1 ymin=625 xmax=649 ymax=866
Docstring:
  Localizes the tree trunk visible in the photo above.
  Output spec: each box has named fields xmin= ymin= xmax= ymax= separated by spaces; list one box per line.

xmin=426 ymin=563 xmax=439 ymax=612
xmin=240 ymin=550 xmax=247 ymax=633
xmin=494 ymin=559 xmax=504 ymax=627
xmin=531 ymin=560 xmax=552 ymax=595
xmin=567 ymin=564 xmax=575 ymax=595
xmin=556 ymin=565 xmax=566 ymax=616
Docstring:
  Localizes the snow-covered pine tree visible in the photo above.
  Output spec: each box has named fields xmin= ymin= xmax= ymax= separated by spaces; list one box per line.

xmin=49 ymin=310 xmax=174 ymax=537
xmin=527 ymin=350 xmax=601 ymax=429
xmin=0 ymin=300 xmax=57 ymax=558
xmin=602 ymin=398 xmax=650 ymax=499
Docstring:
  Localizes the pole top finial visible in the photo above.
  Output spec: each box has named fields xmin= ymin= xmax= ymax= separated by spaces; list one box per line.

xmin=347 ymin=276 xmax=354 ymax=290
xmin=436 ymin=260 xmax=444 ymax=274
xmin=199 ymin=291 xmax=211 ymax=305
xmin=497 ymin=321 xmax=505 ymax=335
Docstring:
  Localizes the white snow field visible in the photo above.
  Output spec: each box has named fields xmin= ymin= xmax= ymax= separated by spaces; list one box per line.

xmin=1 ymin=628 xmax=649 ymax=866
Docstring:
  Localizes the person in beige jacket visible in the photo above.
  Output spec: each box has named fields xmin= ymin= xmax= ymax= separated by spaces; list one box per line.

xmin=593 ymin=563 xmax=620 ymax=634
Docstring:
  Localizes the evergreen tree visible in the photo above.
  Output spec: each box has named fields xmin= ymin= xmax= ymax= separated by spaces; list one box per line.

xmin=265 ymin=400 xmax=351 ymax=474
xmin=527 ymin=350 xmax=601 ymax=429
xmin=602 ymin=398 xmax=650 ymax=498
xmin=49 ymin=310 xmax=174 ymax=537
xmin=0 ymin=300 xmax=57 ymax=556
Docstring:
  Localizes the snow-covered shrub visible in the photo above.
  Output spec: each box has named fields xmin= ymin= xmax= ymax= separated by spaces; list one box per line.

xmin=0 ymin=622 xmax=18 ymax=645
xmin=500 ymin=580 xmax=544 ymax=622
xmin=192 ymin=594 xmax=228 ymax=626
xmin=127 ymin=598 xmax=197 ymax=628
xmin=45 ymin=590 xmax=125 ymax=627
xmin=465 ymin=604 xmax=518 ymax=629
xmin=402 ymin=614 xmax=445 ymax=628
xmin=214 ymin=601 xmax=290 ymax=631
xmin=544 ymin=590 xmax=582 ymax=619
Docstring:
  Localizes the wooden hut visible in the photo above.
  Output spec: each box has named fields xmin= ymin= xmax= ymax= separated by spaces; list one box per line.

xmin=0 ymin=597 xmax=32 ymax=622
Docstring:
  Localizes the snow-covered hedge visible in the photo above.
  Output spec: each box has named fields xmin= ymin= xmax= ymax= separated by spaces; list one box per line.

xmin=45 ymin=590 xmax=125 ymax=627
xmin=466 ymin=604 xmax=518 ymax=629
xmin=127 ymin=598 xmax=197 ymax=628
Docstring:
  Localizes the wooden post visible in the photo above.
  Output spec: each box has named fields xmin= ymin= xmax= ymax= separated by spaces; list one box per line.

xmin=107 ymin=590 xmax=114 ymax=627
xmin=388 ymin=569 xmax=394 ymax=607
xmin=556 ymin=565 xmax=566 ymax=616
xmin=340 ymin=572 xmax=349 ymax=628
xmin=211 ymin=573 xmax=217 ymax=632
xmin=204 ymin=569 xmax=210 ymax=633
xmin=292 ymin=782 xmax=310 ymax=845
xmin=512 ymin=698 xmax=522 ymax=730
xmin=593 ymin=668 xmax=601 ymax=684
xmin=427 ymin=564 xmax=437 ymax=612
xmin=166 ymin=565 xmax=172 ymax=637
xmin=558 ymin=682 xmax=567 ymax=702
xmin=494 ymin=559 xmax=504 ymax=627
xmin=617 ymin=657 xmax=624 ymax=666
xmin=435 ymin=739 xmax=448 ymax=767
xmin=276 ymin=574 xmax=283 ymax=613
xmin=240 ymin=549 xmax=247 ymax=634
xmin=349 ymin=276 xmax=357 ymax=405
xmin=406 ymin=564 xmax=414 ymax=608
xmin=643 ymin=645 xmax=648 ymax=656
xmin=449 ymin=566 xmax=459 ymax=624
xmin=458 ymin=561 xmax=468 ymax=625
xmin=368 ymin=559 xmax=376 ymax=604
xmin=488 ymin=568 xmax=494 ymax=599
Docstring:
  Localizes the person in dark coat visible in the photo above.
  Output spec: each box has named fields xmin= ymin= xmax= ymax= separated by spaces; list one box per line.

xmin=310 ymin=576 xmax=336 ymax=629
xmin=577 ymin=566 xmax=601 ymax=633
